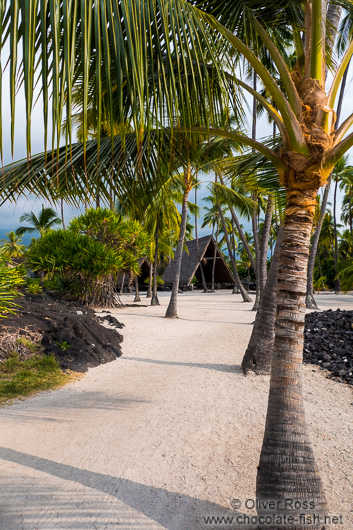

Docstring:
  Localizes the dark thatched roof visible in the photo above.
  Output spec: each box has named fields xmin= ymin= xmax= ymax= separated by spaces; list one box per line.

xmin=162 ymin=235 xmax=235 ymax=286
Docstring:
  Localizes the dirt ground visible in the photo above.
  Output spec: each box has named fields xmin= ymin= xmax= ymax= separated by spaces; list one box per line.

xmin=0 ymin=291 xmax=352 ymax=529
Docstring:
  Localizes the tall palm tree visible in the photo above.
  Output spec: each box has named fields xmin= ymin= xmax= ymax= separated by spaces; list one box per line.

xmin=0 ymin=231 xmax=26 ymax=258
xmin=339 ymin=166 xmax=353 ymax=236
xmin=332 ymin=156 xmax=351 ymax=293
xmin=3 ymin=1 xmax=353 ymax=524
xmin=16 ymin=205 xmax=62 ymax=238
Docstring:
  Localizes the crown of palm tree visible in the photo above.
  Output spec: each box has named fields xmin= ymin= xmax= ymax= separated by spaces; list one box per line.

xmin=16 ymin=205 xmax=62 ymax=238
xmin=0 ymin=231 xmax=26 ymax=258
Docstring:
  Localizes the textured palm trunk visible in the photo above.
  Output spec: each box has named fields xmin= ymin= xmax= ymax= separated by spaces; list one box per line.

xmin=256 ymin=186 xmax=327 ymax=528
xmin=219 ymin=174 xmax=257 ymax=276
xmin=60 ymin=198 xmax=66 ymax=230
xmin=127 ymin=270 xmax=133 ymax=292
xmin=109 ymin=185 xmax=114 ymax=211
xmin=119 ymin=272 xmax=125 ymax=295
xmin=259 ymin=195 xmax=274 ymax=291
xmin=251 ymin=72 xmax=261 ymax=311
xmin=218 ymin=203 xmax=252 ymax=302
xmin=333 ymin=178 xmax=340 ymax=294
xmin=231 ymin=221 xmax=239 ymax=294
xmin=134 ymin=276 xmax=141 ymax=302
xmin=151 ymin=219 xmax=160 ymax=306
xmin=146 ymin=264 xmax=152 ymax=298
xmin=165 ymin=186 xmax=189 ymax=318
xmin=242 ymin=227 xmax=282 ymax=374
xmin=195 ymin=184 xmax=208 ymax=292
xmin=306 ymin=62 xmax=349 ymax=308
xmin=317 ymin=252 xmax=323 ymax=280
xmin=306 ymin=180 xmax=330 ymax=309
xmin=252 ymin=198 xmax=261 ymax=310
xmin=230 ymin=204 xmax=257 ymax=275
xmin=211 ymin=218 xmax=219 ymax=292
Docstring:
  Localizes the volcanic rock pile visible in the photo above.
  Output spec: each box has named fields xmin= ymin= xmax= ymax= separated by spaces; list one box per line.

xmin=1 ymin=293 xmax=124 ymax=372
xmin=304 ymin=309 xmax=353 ymax=385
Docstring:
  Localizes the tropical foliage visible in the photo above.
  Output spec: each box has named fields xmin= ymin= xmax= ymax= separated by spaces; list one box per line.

xmin=26 ymin=209 xmax=149 ymax=307
xmin=0 ymin=232 xmax=26 ymax=258
xmin=16 ymin=205 xmax=62 ymax=238
xmin=2 ymin=0 xmax=353 ymax=526
xmin=0 ymin=261 xmax=24 ymax=316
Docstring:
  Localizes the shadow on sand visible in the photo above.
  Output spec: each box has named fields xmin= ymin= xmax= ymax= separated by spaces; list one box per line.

xmin=122 ymin=356 xmax=243 ymax=374
xmin=0 ymin=447 xmax=245 ymax=529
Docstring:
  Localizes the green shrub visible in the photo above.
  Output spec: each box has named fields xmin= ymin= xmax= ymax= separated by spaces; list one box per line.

xmin=337 ymin=259 xmax=353 ymax=292
xmin=0 ymin=260 xmax=24 ymax=317
xmin=25 ymin=209 xmax=150 ymax=307
xmin=26 ymin=278 xmax=42 ymax=294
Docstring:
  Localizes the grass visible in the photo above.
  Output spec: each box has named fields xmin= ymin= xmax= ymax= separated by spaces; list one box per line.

xmin=0 ymin=351 xmax=79 ymax=405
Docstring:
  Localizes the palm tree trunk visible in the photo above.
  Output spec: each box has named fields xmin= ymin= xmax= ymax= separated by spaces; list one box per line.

xmin=218 ymin=203 xmax=252 ymax=302
xmin=195 ymin=182 xmax=208 ymax=292
xmin=134 ymin=276 xmax=141 ymax=302
xmin=127 ymin=270 xmax=133 ymax=292
xmin=252 ymin=198 xmax=261 ymax=310
xmin=318 ymin=250 xmax=323 ymax=280
xmin=256 ymin=187 xmax=327 ymax=527
xmin=119 ymin=272 xmax=125 ymax=295
xmin=218 ymin=175 xmax=256 ymax=278
xmin=231 ymin=220 xmax=239 ymax=294
xmin=259 ymin=195 xmax=274 ymax=291
xmin=151 ymin=219 xmax=160 ymax=306
xmin=306 ymin=60 xmax=349 ymax=308
xmin=333 ymin=177 xmax=340 ymax=294
xmin=251 ymin=71 xmax=261 ymax=311
xmin=165 ymin=185 xmax=190 ymax=319
xmin=242 ymin=227 xmax=282 ymax=374
xmin=306 ymin=180 xmax=330 ymax=308
xmin=60 ymin=199 xmax=66 ymax=230
xmin=146 ymin=263 xmax=152 ymax=298
xmin=325 ymin=5 xmax=342 ymax=77
xmin=211 ymin=218 xmax=219 ymax=292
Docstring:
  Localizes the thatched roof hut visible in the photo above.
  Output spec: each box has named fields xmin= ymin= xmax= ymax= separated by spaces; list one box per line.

xmin=162 ymin=235 xmax=234 ymax=287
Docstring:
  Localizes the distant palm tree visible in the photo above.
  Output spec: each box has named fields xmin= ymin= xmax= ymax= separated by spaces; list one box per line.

xmin=339 ymin=166 xmax=353 ymax=236
xmin=16 ymin=205 xmax=62 ymax=238
xmin=0 ymin=231 xmax=26 ymax=258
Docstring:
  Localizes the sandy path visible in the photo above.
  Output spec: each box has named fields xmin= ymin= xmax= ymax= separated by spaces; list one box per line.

xmin=0 ymin=292 xmax=352 ymax=529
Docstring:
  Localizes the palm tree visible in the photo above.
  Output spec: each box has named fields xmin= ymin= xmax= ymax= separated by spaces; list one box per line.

xmin=201 ymin=194 xmax=220 ymax=292
xmin=3 ymin=1 xmax=353 ymax=524
xmin=332 ymin=156 xmax=351 ymax=293
xmin=242 ymin=227 xmax=283 ymax=374
xmin=0 ymin=232 xmax=26 ymax=258
xmin=339 ymin=229 xmax=353 ymax=259
xmin=340 ymin=166 xmax=353 ymax=236
xmin=165 ymin=134 xmax=233 ymax=318
xmin=16 ymin=205 xmax=62 ymax=238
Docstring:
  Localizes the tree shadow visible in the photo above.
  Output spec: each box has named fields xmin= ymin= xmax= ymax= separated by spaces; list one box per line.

xmin=178 ymin=317 xmax=254 ymax=325
xmin=3 ymin=391 xmax=150 ymax=416
xmin=0 ymin=447 xmax=244 ymax=529
xmin=123 ymin=357 xmax=243 ymax=374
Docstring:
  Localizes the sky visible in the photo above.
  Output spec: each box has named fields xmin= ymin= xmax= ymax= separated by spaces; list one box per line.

xmin=0 ymin=47 xmax=352 ymax=244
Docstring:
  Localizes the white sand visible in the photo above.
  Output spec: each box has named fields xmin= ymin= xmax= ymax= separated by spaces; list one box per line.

xmin=0 ymin=291 xmax=352 ymax=529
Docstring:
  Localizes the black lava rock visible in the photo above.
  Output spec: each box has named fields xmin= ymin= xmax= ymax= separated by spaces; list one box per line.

xmin=1 ymin=293 xmax=124 ymax=372
xmin=304 ymin=309 xmax=353 ymax=385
